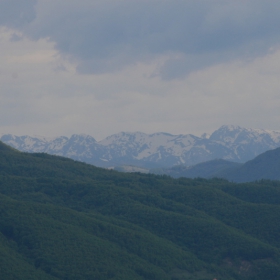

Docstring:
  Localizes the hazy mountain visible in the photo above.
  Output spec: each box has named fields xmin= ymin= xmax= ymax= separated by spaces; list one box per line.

xmin=220 ymin=147 xmax=280 ymax=183
xmin=209 ymin=125 xmax=280 ymax=160
xmin=152 ymin=159 xmax=242 ymax=179
xmin=1 ymin=125 xmax=280 ymax=169
xmin=158 ymin=146 xmax=280 ymax=183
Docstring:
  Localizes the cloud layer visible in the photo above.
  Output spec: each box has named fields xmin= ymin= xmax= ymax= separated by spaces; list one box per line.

xmin=3 ymin=0 xmax=280 ymax=78
xmin=1 ymin=1 xmax=280 ymax=139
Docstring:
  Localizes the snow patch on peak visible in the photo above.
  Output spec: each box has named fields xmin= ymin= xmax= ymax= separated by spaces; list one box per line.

xmin=2 ymin=125 xmax=280 ymax=169
xmin=201 ymin=133 xmax=210 ymax=139
xmin=219 ymin=125 xmax=242 ymax=131
xmin=31 ymin=135 xmax=57 ymax=142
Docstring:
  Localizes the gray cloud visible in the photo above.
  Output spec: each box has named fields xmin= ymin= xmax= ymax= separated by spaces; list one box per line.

xmin=0 ymin=0 xmax=37 ymax=27
xmin=2 ymin=0 xmax=280 ymax=78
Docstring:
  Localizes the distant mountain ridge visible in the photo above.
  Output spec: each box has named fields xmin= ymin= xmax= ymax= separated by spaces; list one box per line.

xmin=1 ymin=125 xmax=280 ymax=168
xmin=154 ymin=147 xmax=280 ymax=183
xmin=221 ymin=147 xmax=280 ymax=182
xmin=152 ymin=159 xmax=242 ymax=179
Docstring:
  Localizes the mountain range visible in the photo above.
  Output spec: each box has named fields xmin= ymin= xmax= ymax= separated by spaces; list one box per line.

xmin=1 ymin=125 xmax=280 ymax=169
xmin=152 ymin=144 xmax=280 ymax=183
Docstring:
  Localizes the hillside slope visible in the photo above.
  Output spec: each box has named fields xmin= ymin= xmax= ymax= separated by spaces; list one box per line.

xmin=1 ymin=142 xmax=280 ymax=279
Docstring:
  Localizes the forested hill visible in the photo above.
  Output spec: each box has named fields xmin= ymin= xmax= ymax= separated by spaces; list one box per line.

xmin=1 ymin=141 xmax=280 ymax=279
xmin=220 ymin=147 xmax=280 ymax=182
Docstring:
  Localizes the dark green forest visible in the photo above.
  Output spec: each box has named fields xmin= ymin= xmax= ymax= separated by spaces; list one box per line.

xmin=1 ymin=141 xmax=280 ymax=279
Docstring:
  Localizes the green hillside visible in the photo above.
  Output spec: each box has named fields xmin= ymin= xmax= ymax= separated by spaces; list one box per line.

xmin=1 ymin=141 xmax=280 ymax=279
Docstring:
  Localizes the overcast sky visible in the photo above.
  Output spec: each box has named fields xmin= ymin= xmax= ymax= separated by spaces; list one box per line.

xmin=1 ymin=0 xmax=280 ymax=140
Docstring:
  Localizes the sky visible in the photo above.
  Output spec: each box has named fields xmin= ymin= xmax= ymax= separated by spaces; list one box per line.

xmin=1 ymin=0 xmax=280 ymax=140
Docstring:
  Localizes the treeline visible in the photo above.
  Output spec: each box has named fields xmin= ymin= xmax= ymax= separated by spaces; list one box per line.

xmin=1 ymin=142 xmax=280 ymax=279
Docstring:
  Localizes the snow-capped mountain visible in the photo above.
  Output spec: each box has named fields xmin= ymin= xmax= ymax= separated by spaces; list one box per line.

xmin=1 ymin=125 xmax=280 ymax=168
xmin=209 ymin=125 xmax=280 ymax=160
